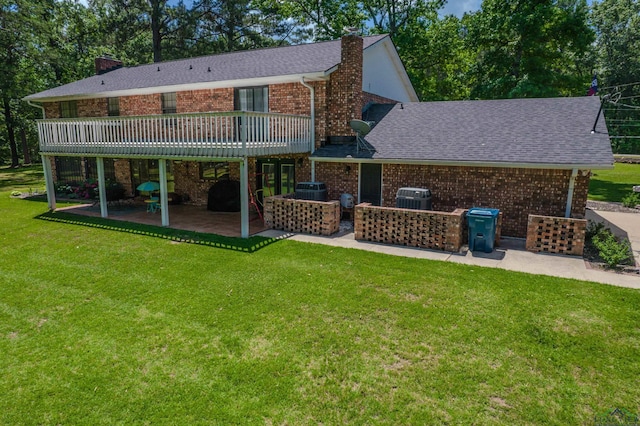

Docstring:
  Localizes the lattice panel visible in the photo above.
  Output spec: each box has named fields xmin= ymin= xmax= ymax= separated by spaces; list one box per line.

xmin=525 ymin=215 xmax=586 ymax=256
xmin=264 ymin=196 xmax=340 ymax=236
xmin=355 ymin=204 xmax=464 ymax=252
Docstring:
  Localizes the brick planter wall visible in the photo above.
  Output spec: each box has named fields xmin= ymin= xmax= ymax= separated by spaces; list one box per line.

xmin=264 ymin=195 xmax=340 ymax=236
xmin=355 ymin=203 xmax=465 ymax=252
xmin=525 ymin=214 xmax=587 ymax=256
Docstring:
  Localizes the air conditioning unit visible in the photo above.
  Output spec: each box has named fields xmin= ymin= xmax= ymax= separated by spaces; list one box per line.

xmin=294 ymin=182 xmax=327 ymax=201
xmin=396 ymin=187 xmax=432 ymax=210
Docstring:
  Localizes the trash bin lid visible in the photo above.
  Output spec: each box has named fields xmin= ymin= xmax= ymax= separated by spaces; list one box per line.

xmin=468 ymin=207 xmax=500 ymax=217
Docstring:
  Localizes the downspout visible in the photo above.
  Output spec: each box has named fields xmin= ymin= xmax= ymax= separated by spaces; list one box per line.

xmin=565 ymin=169 xmax=578 ymax=218
xmin=27 ymin=100 xmax=46 ymax=119
xmin=300 ymin=78 xmax=315 ymax=181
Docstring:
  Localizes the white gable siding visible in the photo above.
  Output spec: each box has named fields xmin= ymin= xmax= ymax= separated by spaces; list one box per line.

xmin=362 ymin=39 xmax=418 ymax=103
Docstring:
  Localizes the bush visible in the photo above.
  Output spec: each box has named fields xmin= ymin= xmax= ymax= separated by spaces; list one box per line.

xmin=592 ymin=229 xmax=633 ymax=269
xmin=621 ymin=191 xmax=640 ymax=208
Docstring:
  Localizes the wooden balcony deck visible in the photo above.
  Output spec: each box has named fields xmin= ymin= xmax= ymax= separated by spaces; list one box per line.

xmin=38 ymin=111 xmax=312 ymax=159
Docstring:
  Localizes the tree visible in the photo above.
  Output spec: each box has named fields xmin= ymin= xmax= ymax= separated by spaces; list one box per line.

xmin=464 ymin=0 xmax=594 ymax=99
xmin=591 ymin=0 xmax=640 ymax=154
xmin=0 ymin=0 xmax=53 ymax=167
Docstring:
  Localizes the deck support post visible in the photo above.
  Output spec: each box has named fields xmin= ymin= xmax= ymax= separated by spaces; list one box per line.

xmin=240 ymin=157 xmax=249 ymax=238
xmin=41 ymin=155 xmax=56 ymax=210
xmin=159 ymin=159 xmax=170 ymax=226
xmin=96 ymin=157 xmax=108 ymax=218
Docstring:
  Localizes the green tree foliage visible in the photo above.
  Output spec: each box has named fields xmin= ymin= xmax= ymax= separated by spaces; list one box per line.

xmin=464 ymin=0 xmax=594 ymax=99
xmin=395 ymin=15 xmax=472 ymax=100
xmin=591 ymin=0 xmax=640 ymax=154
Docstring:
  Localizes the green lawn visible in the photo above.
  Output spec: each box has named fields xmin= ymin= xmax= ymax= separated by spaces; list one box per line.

xmin=588 ymin=162 xmax=640 ymax=202
xmin=1 ymin=165 xmax=640 ymax=424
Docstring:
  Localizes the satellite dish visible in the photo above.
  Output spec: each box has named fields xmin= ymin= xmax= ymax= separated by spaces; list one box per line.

xmin=350 ymin=119 xmax=372 ymax=136
xmin=349 ymin=120 xmax=375 ymax=154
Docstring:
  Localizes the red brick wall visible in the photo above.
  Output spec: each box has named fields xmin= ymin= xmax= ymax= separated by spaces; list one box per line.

xmin=44 ymin=103 xmax=60 ymax=119
xmin=315 ymin=162 xmax=590 ymax=238
xmin=326 ymin=35 xmax=363 ymax=138
xmin=362 ymin=91 xmax=398 ymax=106
xmin=77 ymin=98 xmax=107 ymax=117
xmin=176 ymin=88 xmax=234 ymax=113
xmin=314 ymin=162 xmax=359 ymax=201
xmin=355 ymin=204 xmax=465 ymax=251
xmin=526 ymin=215 xmax=586 ymax=256
xmin=120 ymin=94 xmax=161 ymax=116
xmin=95 ymin=57 xmax=123 ymax=75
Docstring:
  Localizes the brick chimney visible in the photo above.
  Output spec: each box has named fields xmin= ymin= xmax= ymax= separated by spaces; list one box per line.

xmin=95 ymin=55 xmax=123 ymax=75
xmin=326 ymin=34 xmax=364 ymax=142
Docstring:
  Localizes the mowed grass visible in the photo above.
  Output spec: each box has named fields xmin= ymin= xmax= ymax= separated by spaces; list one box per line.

xmin=588 ymin=162 xmax=640 ymax=202
xmin=1 ymin=166 xmax=640 ymax=424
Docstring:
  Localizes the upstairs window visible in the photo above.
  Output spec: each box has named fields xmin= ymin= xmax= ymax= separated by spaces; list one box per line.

xmin=60 ymin=100 xmax=78 ymax=118
xmin=107 ymin=97 xmax=120 ymax=116
xmin=234 ymin=87 xmax=268 ymax=112
xmin=161 ymin=92 xmax=176 ymax=114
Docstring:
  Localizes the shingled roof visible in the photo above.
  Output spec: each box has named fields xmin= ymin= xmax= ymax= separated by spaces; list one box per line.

xmin=312 ymin=96 xmax=614 ymax=169
xmin=26 ymin=35 xmax=387 ymax=102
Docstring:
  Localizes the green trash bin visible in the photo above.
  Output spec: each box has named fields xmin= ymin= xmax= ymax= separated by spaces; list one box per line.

xmin=467 ymin=208 xmax=500 ymax=253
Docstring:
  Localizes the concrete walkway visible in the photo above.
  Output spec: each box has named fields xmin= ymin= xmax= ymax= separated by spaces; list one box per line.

xmin=258 ymin=210 xmax=640 ymax=290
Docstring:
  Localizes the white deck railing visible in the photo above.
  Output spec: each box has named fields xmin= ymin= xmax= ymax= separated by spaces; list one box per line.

xmin=37 ymin=111 xmax=312 ymax=158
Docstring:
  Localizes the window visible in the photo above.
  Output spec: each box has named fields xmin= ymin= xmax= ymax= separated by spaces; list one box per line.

xmin=107 ymin=97 xmax=120 ymax=116
xmin=130 ymin=159 xmax=175 ymax=193
xmin=200 ymin=162 xmax=230 ymax=181
xmin=234 ymin=87 xmax=268 ymax=112
xmin=60 ymin=101 xmax=78 ymax=118
xmin=161 ymin=92 xmax=177 ymax=114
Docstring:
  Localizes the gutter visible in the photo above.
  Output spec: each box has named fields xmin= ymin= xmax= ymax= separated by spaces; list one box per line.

xmin=24 ymin=72 xmax=329 ymax=103
xmin=309 ymin=156 xmax=614 ymax=171
xmin=299 ymin=77 xmax=315 ymax=153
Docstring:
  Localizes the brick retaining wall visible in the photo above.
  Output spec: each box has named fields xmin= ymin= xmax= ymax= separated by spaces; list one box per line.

xmin=525 ymin=214 xmax=586 ymax=256
xmin=264 ymin=195 xmax=340 ymax=236
xmin=355 ymin=203 xmax=465 ymax=252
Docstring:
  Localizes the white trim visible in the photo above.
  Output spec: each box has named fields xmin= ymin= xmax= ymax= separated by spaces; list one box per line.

xmin=159 ymin=159 xmax=170 ymax=226
xmin=24 ymin=72 xmax=329 ymax=103
xmin=310 ymin=156 xmax=613 ymax=170
xmin=96 ymin=157 xmax=108 ymax=218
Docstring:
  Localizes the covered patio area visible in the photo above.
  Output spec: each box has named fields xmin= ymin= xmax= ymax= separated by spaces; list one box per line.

xmin=55 ymin=201 xmax=268 ymax=237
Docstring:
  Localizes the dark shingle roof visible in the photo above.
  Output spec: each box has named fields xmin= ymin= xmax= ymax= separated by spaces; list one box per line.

xmin=26 ymin=35 xmax=387 ymax=101
xmin=312 ymin=97 xmax=613 ymax=168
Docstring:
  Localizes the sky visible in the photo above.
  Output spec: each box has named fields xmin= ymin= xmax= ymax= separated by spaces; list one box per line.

xmin=439 ymin=0 xmax=482 ymax=18
xmin=439 ymin=0 xmax=597 ymax=18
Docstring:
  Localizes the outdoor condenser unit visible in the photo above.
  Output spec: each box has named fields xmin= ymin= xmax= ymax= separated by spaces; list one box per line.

xmin=294 ymin=182 xmax=327 ymax=201
xmin=395 ymin=187 xmax=432 ymax=210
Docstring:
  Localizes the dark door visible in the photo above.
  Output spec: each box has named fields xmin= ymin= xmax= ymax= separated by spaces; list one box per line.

xmin=360 ymin=163 xmax=382 ymax=205
xmin=256 ymin=159 xmax=295 ymax=204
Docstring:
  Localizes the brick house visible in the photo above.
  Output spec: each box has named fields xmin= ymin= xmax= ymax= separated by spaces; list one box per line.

xmin=25 ymin=34 xmax=417 ymax=237
xmin=312 ymin=98 xmax=614 ymax=237
xmin=26 ymin=34 xmax=613 ymax=239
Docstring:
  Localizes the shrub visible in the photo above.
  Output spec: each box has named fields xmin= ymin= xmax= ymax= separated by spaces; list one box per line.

xmin=621 ymin=191 xmax=640 ymax=208
xmin=592 ymin=229 xmax=633 ymax=269
xmin=74 ymin=179 xmax=99 ymax=199
xmin=585 ymin=221 xmax=606 ymax=240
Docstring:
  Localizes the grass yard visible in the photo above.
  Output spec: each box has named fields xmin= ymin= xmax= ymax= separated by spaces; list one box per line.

xmin=588 ymin=162 xmax=640 ymax=202
xmin=1 ymin=165 xmax=640 ymax=424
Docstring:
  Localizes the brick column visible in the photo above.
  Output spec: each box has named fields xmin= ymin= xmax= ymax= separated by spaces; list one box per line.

xmin=327 ymin=35 xmax=363 ymax=139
